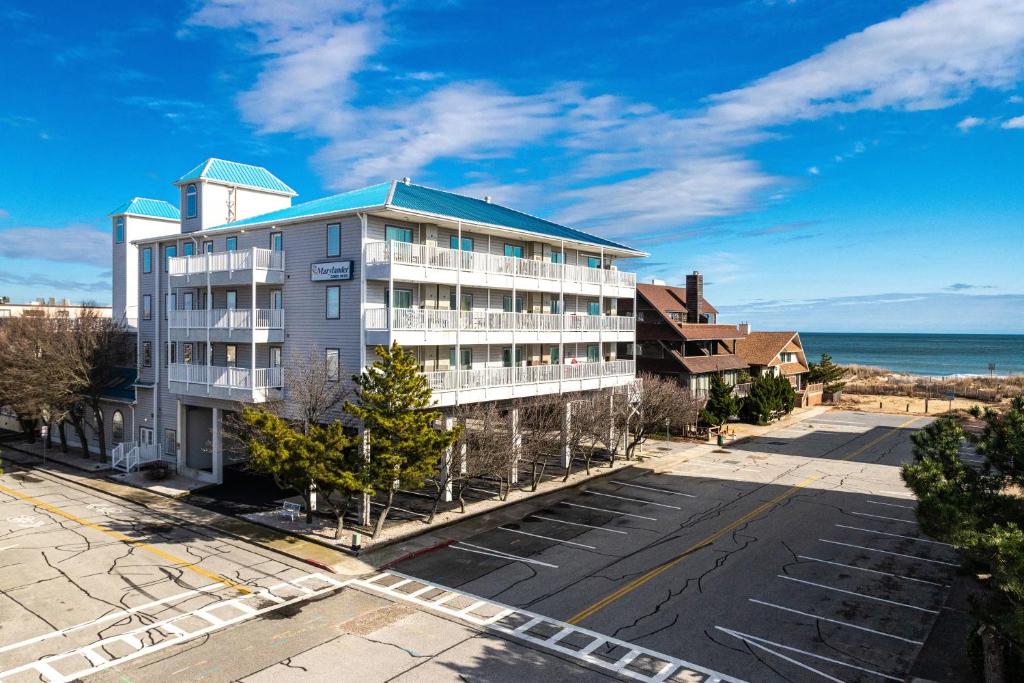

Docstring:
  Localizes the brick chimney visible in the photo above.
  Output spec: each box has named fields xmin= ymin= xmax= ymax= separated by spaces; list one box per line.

xmin=685 ymin=271 xmax=703 ymax=323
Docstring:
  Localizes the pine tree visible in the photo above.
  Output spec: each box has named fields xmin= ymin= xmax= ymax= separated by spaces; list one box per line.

xmin=701 ymin=373 xmax=739 ymax=427
xmin=739 ymin=373 xmax=796 ymax=425
xmin=345 ymin=342 xmax=460 ymax=537
xmin=808 ymin=352 xmax=846 ymax=394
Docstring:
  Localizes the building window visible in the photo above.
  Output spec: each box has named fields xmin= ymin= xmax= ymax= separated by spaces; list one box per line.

xmin=186 ymin=184 xmax=197 ymax=219
xmin=550 ymin=251 xmax=563 ymax=264
xmin=170 ymin=342 xmax=176 ymax=364
xmin=270 ymin=346 xmax=282 ymax=368
xmin=183 ymin=343 xmax=193 ymax=364
xmin=387 ymin=289 xmax=412 ymax=309
xmin=271 ymin=290 xmax=282 ymax=309
xmin=385 ymin=225 xmax=413 ymax=243
xmin=163 ymin=429 xmax=177 ymax=457
xmin=226 ymin=290 xmax=237 ymax=310
xmin=142 ymin=247 xmax=152 ymax=274
xmin=226 ymin=236 xmax=238 ymax=251
xmin=204 ymin=241 xmax=214 ymax=254
xmin=142 ymin=341 xmax=152 ymax=367
xmin=587 ymin=256 xmax=601 ymax=268
xmin=115 ymin=218 xmax=124 ymax=244
xmin=449 ymin=235 xmax=473 ymax=251
xmin=549 ymin=346 xmax=559 ymax=364
xmin=636 ymin=311 xmax=645 ymax=322
xmin=326 ymin=224 xmax=341 ymax=257
xmin=270 ymin=232 xmax=283 ymax=251
xmin=502 ymin=347 xmax=523 ymax=367
xmin=502 ymin=295 xmax=524 ymax=313
xmin=226 ymin=344 xmax=237 ymax=368
xmin=326 ymin=348 xmax=340 ymax=380
xmin=326 ymin=286 xmax=340 ymax=319
xmin=449 ymin=347 xmax=471 ymax=370
xmin=111 ymin=411 xmax=124 ymax=443
xmin=166 ymin=292 xmax=176 ymax=318
xmin=549 ymin=299 xmax=561 ymax=314
xmin=183 ymin=242 xmax=194 ymax=257
xmin=587 ymin=344 xmax=600 ymax=363
xmin=504 ymin=244 xmax=523 ymax=258
xmin=449 ymin=291 xmax=472 ymax=311
xmin=164 ymin=245 xmax=177 ymax=271
xmin=588 ymin=301 xmax=600 ymax=316
xmin=142 ymin=295 xmax=152 ymax=320
xmin=183 ymin=292 xmax=193 ymax=310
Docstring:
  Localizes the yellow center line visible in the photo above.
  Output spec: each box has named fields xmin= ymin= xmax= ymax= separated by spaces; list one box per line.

xmin=567 ymin=416 xmax=919 ymax=625
xmin=0 ymin=482 xmax=252 ymax=595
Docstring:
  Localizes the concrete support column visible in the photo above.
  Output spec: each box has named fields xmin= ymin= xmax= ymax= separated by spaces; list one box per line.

xmin=440 ymin=416 xmax=456 ymax=502
xmin=607 ymin=392 xmax=618 ymax=455
xmin=358 ymin=428 xmax=371 ymax=526
xmin=459 ymin=417 xmax=468 ymax=475
xmin=509 ymin=407 xmax=521 ymax=484
xmin=560 ymin=402 xmax=573 ymax=469
xmin=212 ymin=407 xmax=223 ymax=485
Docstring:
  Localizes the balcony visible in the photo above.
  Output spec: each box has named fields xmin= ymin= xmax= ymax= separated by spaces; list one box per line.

xmin=168 ymin=308 xmax=285 ymax=343
xmin=365 ymin=308 xmax=634 ymax=346
xmin=168 ymin=247 xmax=285 ymax=286
xmin=421 ymin=359 xmax=635 ymax=407
xmin=168 ymin=363 xmax=282 ymax=403
xmin=364 ymin=241 xmax=635 ymax=297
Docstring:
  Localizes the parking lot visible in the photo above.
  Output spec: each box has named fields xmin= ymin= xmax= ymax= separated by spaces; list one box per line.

xmin=393 ymin=411 xmax=954 ymax=681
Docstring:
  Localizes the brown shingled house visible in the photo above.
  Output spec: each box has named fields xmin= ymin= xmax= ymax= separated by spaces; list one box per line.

xmin=734 ymin=330 xmax=823 ymax=406
xmin=619 ymin=272 xmax=749 ymax=396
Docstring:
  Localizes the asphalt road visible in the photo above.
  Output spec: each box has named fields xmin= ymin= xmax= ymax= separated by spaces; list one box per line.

xmin=393 ymin=411 xmax=953 ymax=682
xmin=0 ymin=454 xmax=608 ymax=682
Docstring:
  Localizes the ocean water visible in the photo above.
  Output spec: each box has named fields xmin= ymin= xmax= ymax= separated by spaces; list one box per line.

xmin=800 ymin=333 xmax=1024 ymax=377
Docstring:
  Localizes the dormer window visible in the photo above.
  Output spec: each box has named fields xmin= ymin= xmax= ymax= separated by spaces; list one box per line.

xmin=115 ymin=217 xmax=124 ymax=244
xmin=186 ymin=184 xmax=197 ymax=219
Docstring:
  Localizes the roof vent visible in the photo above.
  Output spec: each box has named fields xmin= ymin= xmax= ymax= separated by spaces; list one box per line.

xmin=402 ymin=177 xmax=411 ymax=185
xmin=650 ymin=278 xmax=666 ymax=285
xmin=484 ymin=195 xmax=492 ymax=203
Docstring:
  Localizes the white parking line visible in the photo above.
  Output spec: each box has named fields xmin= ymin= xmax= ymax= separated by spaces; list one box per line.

xmin=451 ymin=542 xmax=559 ymax=568
xmin=836 ymin=524 xmax=954 ymax=547
xmin=851 ymin=511 xmax=918 ymax=524
xmin=611 ymin=480 xmax=696 ymax=498
xmin=529 ymin=515 xmax=628 ymax=535
xmin=867 ymin=500 xmax=914 ymax=510
xmin=562 ymin=501 xmax=657 ymax=521
xmin=715 ymin=626 xmax=902 ymax=682
xmin=798 ymin=555 xmax=948 ymax=588
xmin=820 ymin=539 xmax=960 ymax=567
xmin=749 ymin=599 xmax=924 ymax=645
xmin=496 ymin=526 xmax=597 ymax=550
xmin=778 ymin=575 xmax=939 ymax=613
xmin=880 ymin=490 xmax=915 ymax=498
xmin=586 ymin=490 xmax=681 ymax=510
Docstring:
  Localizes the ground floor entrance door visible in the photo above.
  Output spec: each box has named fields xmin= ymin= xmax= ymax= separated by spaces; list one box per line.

xmin=181 ymin=405 xmax=220 ymax=484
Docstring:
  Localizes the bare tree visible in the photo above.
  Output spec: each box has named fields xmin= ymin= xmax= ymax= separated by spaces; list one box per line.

xmin=280 ymin=346 xmax=352 ymax=432
xmin=515 ymin=397 xmax=565 ymax=490
xmin=567 ymin=391 xmax=616 ymax=475
xmin=618 ymin=374 xmax=701 ymax=459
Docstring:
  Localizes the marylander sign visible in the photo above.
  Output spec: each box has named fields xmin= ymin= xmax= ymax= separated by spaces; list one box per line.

xmin=311 ymin=260 xmax=353 ymax=281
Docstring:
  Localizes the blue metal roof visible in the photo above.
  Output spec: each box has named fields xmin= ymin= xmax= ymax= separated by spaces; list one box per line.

xmin=176 ymin=158 xmax=296 ymax=196
xmin=102 ymin=367 xmax=137 ymax=403
xmin=108 ymin=197 xmax=180 ymax=221
xmin=389 ymin=182 xmax=637 ymax=252
xmin=209 ymin=182 xmax=392 ymax=230
xmin=204 ymin=179 xmax=640 ymax=253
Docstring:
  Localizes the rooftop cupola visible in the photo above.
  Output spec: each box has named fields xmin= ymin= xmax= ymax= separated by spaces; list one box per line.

xmin=173 ymin=158 xmax=296 ymax=233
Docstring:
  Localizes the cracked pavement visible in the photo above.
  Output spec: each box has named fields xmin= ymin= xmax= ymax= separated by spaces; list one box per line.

xmin=392 ymin=410 xmax=953 ymax=682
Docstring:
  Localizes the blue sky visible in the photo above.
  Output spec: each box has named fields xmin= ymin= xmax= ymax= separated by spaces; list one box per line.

xmin=1 ymin=0 xmax=1022 ymax=333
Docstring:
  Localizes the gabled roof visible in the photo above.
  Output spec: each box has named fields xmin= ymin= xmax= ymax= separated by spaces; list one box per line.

xmin=108 ymin=197 xmax=180 ymax=221
xmin=204 ymin=180 xmax=642 ymax=254
xmin=175 ymin=158 xmax=297 ymax=196
xmin=636 ymin=283 xmax=718 ymax=316
xmin=735 ymin=331 xmax=802 ymax=366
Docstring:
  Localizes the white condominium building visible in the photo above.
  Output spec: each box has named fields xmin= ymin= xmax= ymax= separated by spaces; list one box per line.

xmin=111 ymin=158 xmax=643 ymax=484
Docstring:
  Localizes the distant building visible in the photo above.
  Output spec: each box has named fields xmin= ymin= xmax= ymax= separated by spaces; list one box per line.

xmin=0 ymin=299 xmax=112 ymax=319
xmin=735 ymin=330 xmax=822 ymax=406
xmin=620 ymin=272 xmax=749 ymax=396
xmin=109 ymin=197 xmax=180 ymax=328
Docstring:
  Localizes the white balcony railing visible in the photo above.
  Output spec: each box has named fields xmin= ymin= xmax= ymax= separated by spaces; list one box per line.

xmin=365 ymin=308 xmax=635 ymax=333
xmin=365 ymin=241 xmax=636 ymax=288
xmin=168 ymin=308 xmax=285 ymax=331
xmin=422 ymin=359 xmax=635 ymax=393
xmin=168 ymin=247 xmax=285 ymax=276
xmin=168 ymin=363 xmax=283 ymax=391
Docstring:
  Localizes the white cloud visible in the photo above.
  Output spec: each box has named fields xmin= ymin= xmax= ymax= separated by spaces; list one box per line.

xmin=1009 ymin=94 xmax=1024 ymax=103
xmin=1003 ymin=115 xmax=1024 ymax=128
xmin=185 ymin=0 xmax=1024 ymax=237
xmin=808 ymin=166 xmax=820 ymax=175
xmin=957 ymin=115 xmax=985 ymax=131
xmin=0 ymin=224 xmax=109 ymax=267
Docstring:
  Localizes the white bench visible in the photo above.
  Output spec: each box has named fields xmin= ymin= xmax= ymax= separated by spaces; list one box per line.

xmin=279 ymin=501 xmax=301 ymax=522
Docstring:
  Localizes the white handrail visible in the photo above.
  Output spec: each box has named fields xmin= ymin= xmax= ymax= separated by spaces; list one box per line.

xmin=365 ymin=240 xmax=637 ymax=288
xmin=168 ymin=363 xmax=283 ymax=389
xmin=168 ymin=308 xmax=284 ymax=330
xmin=168 ymin=248 xmax=284 ymax=276
xmin=377 ymin=309 xmax=634 ymax=333
xmin=422 ymin=359 xmax=635 ymax=393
